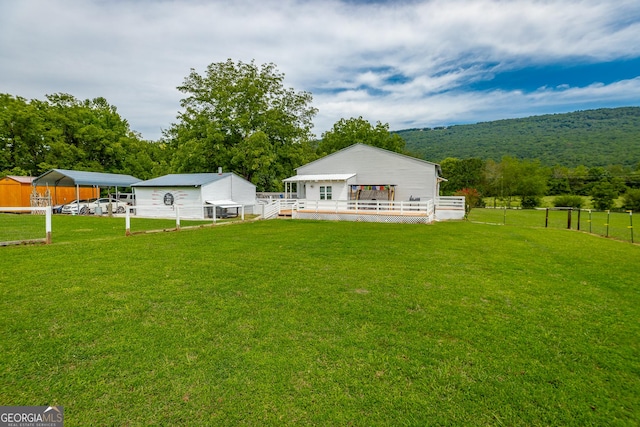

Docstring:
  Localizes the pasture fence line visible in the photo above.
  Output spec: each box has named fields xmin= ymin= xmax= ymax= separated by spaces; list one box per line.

xmin=124 ymin=204 xmax=248 ymax=236
xmin=473 ymin=207 xmax=634 ymax=243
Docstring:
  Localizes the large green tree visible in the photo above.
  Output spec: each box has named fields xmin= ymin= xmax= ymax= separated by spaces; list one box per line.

xmin=1 ymin=92 xmax=162 ymax=178
xmin=166 ymin=59 xmax=318 ymax=191
xmin=483 ymin=156 xmax=548 ymax=207
xmin=317 ymin=117 xmax=405 ymax=156
xmin=439 ymin=157 xmax=485 ymax=195
xmin=0 ymin=94 xmax=49 ymax=175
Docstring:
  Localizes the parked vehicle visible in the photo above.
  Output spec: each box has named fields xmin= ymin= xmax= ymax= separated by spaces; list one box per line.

xmin=88 ymin=198 xmax=126 ymax=214
xmin=61 ymin=198 xmax=128 ymax=215
xmin=61 ymin=199 xmax=96 ymax=215
xmin=109 ymin=193 xmax=135 ymax=205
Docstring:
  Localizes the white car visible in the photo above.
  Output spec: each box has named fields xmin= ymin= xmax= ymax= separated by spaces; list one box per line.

xmin=88 ymin=198 xmax=127 ymax=214
xmin=61 ymin=198 xmax=127 ymax=215
xmin=61 ymin=199 xmax=96 ymax=215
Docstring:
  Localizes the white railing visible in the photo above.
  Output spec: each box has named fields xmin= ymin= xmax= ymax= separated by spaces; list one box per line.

xmin=260 ymin=199 xmax=281 ymax=220
xmin=0 ymin=206 xmax=52 ymax=244
xmin=293 ymin=199 xmax=435 ymax=215
xmin=125 ymin=204 xmax=247 ymax=235
xmin=436 ymin=196 xmax=466 ymax=210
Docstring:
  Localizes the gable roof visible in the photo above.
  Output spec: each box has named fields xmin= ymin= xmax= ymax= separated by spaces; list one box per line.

xmin=5 ymin=176 xmax=35 ymax=184
xmin=299 ymin=144 xmax=442 ymax=175
xmin=133 ymin=173 xmax=235 ymax=187
xmin=34 ymin=169 xmax=141 ymax=187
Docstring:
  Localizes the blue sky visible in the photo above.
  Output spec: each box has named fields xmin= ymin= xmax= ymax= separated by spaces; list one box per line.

xmin=1 ymin=0 xmax=639 ymax=140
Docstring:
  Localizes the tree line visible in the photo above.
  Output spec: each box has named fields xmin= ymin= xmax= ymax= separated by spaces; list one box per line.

xmin=439 ymin=156 xmax=640 ymax=211
xmin=1 ymin=60 xmax=403 ymax=191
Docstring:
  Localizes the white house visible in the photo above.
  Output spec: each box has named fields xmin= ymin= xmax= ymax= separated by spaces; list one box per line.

xmin=282 ymin=144 xmax=465 ymax=221
xmin=132 ymin=172 xmax=256 ymax=219
xmin=283 ymin=144 xmax=444 ymax=202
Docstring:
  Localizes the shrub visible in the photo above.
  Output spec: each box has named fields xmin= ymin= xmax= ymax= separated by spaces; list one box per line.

xmin=520 ymin=195 xmax=541 ymax=209
xmin=553 ymin=195 xmax=584 ymax=208
xmin=622 ymin=188 xmax=640 ymax=211
xmin=591 ymin=181 xmax=619 ymax=211
xmin=453 ymin=188 xmax=482 ymax=215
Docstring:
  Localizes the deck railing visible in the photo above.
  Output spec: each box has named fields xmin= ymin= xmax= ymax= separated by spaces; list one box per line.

xmin=435 ymin=196 xmax=466 ymax=210
xmin=293 ymin=199 xmax=435 ymax=215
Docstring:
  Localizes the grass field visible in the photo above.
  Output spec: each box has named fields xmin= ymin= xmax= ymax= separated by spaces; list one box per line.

xmin=469 ymin=208 xmax=635 ymax=243
xmin=1 ymin=217 xmax=639 ymax=425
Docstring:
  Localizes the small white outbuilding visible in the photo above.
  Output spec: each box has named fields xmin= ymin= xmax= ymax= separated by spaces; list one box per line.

xmin=132 ymin=172 xmax=256 ymax=219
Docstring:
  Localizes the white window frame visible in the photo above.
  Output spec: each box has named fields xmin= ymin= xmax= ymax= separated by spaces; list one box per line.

xmin=320 ymin=185 xmax=332 ymax=200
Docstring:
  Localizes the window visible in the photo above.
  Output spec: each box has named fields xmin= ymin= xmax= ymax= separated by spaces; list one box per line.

xmin=320 ymin=185 xmax=332 ymax=200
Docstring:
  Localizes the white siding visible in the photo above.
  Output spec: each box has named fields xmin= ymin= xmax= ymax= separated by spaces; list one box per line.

xmin=201 ymin=174 xmax=256 ymax=211
xmin=134 ymin=173 xmax=257 ymax=219
xmin=297 ymin=145 xmax=439 ymax=201
xmin=133 ymin=187 xmax=203 ymax=218
xmin=230 ymin=174 xmax=257 ymax=205
xmin=303 ymin=181 xmax=350 ymax=201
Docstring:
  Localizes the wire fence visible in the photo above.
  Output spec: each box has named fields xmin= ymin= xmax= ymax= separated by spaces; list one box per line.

xmin=468 ymin=208 xmax=635 ymax=243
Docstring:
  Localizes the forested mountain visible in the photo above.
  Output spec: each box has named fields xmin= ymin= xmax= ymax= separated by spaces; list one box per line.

xmin=397 ymin=107 xmax=640 ymax=167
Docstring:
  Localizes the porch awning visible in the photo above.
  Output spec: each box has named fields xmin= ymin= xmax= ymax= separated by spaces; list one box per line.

xmin=205 ymin=200 xmax=243 ymax=208
xmin=283 ymin=173 xmax=356 ymax=183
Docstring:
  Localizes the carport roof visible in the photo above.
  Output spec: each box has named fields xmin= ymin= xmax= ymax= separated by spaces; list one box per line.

xmin=34 ymin=169 xmax=141 ymax=187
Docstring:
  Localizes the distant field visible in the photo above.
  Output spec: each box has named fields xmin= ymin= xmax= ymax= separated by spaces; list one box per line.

xmin=481 ymin=195 xmax=626 ymax=210
xmin=469 ymin=207 xmax=635 ymax=243
xmin=1 ymin=218 xmax=638 ymax=425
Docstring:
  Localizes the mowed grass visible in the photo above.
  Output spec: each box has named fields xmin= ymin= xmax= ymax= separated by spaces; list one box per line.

xmin=1 ymin=218 xmax=639 ymax=426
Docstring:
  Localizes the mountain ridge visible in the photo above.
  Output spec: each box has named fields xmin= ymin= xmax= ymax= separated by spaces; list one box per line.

xmin=396 ymin=107 xmax=640 ymax=168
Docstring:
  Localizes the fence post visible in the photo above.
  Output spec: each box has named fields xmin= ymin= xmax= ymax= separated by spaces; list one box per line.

xmin=629 ymin=210 xmax=634 ymax=244
xmin=567 ymin=208 xmax=572 ymax=230
xmin=606 ymin=210 xmax=610 ymax=238
xmin=577 ymin=209 xmax=581 ymax=231
xmin=503 ymin=206 xmax=507 ymax=225
xmin=125 ymin=207 xmax=131 ymax=236
xmin=176 ymin=206 xmax=181 ymax=230
xmin=588 ymin=210 xmax=592 ymax=234
xmin=545 ymin=208 xmax=549 ymax=228
xmin=45 ymin=206 xmax=52 ymax=244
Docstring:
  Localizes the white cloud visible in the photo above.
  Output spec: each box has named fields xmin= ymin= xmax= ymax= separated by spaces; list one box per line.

xmin=0 ymin=0 xmax=638 ymax=140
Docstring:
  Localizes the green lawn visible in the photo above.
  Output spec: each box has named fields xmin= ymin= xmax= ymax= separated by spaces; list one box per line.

xmin=0 ymin=213 xmax=48 ymax=243
xmin=1 ymin=218 xmax=639 ymax=425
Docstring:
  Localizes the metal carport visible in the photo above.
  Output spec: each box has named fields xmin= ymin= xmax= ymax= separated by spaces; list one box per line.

xmin=33 ymin=169 xmax=141 ymax=213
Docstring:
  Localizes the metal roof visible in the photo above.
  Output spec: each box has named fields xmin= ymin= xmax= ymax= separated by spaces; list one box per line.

xmin=33 ymin=169 xmax=141 ymax=187
xmin=6 ymin=176 xmax=35 ymax=184
xmin=133 ymin=173 xmax=233 ymax=187
xmin=283 ymin=173 xmax=356 ymax=183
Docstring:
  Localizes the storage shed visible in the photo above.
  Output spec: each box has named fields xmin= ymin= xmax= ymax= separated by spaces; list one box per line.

xmin=132 ymin=172 xmax=256 ymax=219
xmin=0 ymin=175 xmax=98 ymax=207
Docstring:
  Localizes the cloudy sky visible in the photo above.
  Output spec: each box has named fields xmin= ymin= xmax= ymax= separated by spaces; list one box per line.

xmin=1 ymin=0 xmax=639 ymax=141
